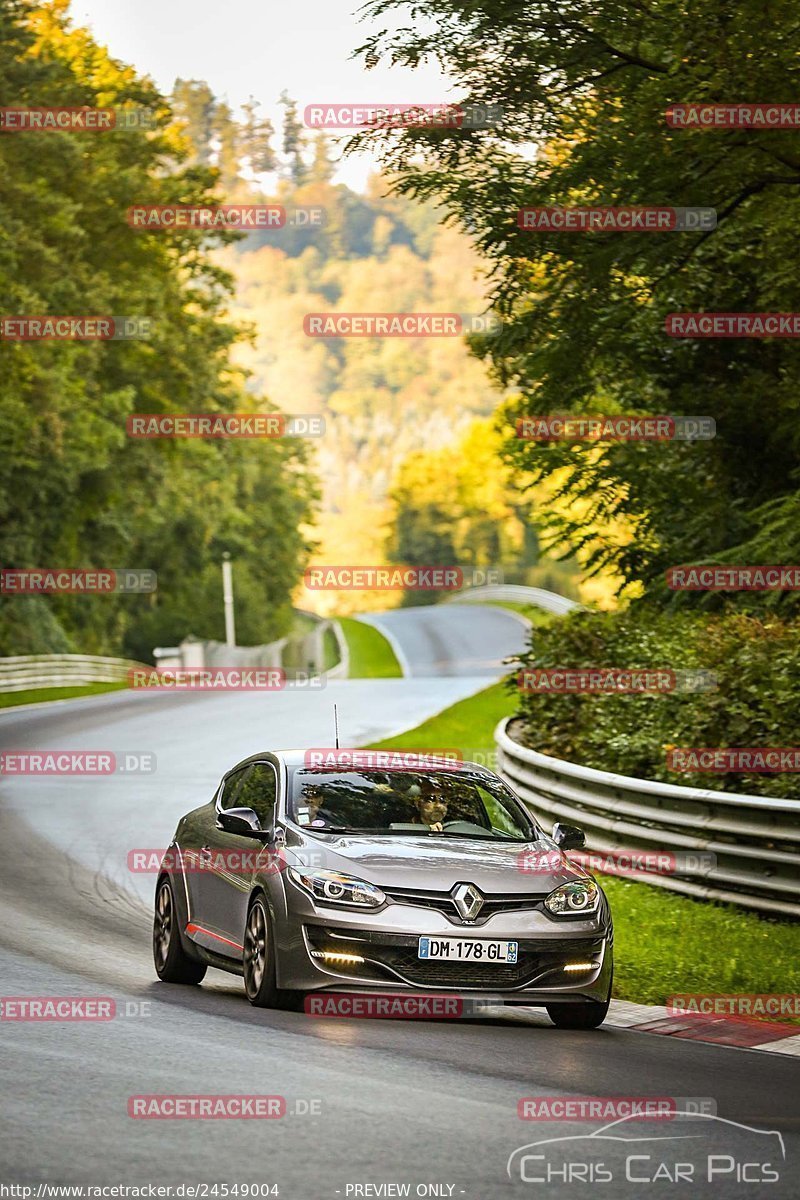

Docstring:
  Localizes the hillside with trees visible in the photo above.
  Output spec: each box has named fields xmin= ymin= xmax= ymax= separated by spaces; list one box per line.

xmin=168 ymin=84 xmax=595 ymax=611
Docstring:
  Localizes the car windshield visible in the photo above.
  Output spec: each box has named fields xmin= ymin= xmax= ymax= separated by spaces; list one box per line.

xmin=288 ymin=768 xmax=537 ymax=840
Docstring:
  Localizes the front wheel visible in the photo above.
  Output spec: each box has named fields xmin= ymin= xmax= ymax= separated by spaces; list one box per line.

xmin=546 ymin=996 xmax=610 ymax=1029
xmin=243 ymin=895 xmax=287 ymax=1008
xmin=153 ymin=877 xmax=207 ymax=984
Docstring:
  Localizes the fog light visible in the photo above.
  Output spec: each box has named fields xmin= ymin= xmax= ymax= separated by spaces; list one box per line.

xmin=563 ymin=962 xmax=595 ymax=972
xmin=312 ymin=950 xmax=365 ymax=966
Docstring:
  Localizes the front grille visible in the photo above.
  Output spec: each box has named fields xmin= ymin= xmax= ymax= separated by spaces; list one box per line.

xmin=307 ymin=926 xmax=603 ymax=990
xmin=383 ymin=886 xmax=546 ymax=926
xmin=368 ymin=946 xmax=534 ymax=988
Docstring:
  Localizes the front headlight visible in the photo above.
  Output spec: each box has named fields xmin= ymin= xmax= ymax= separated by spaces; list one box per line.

xmin=544 ymin=879 xmax=600 ymax=917
xmin=288 ymin=867 xmax=385 ymax=909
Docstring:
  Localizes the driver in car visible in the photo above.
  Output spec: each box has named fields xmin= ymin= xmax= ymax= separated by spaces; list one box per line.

xmin=298 ymin=784 xmax=338 ymax=828
xmin=409 ymin=781 xmax=449 ymax=832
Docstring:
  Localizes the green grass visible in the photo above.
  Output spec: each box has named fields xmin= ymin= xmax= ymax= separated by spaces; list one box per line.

xmin=362 ymin=678 xmax=800 ymax=1015
xmin=0 ymin=681 xmax=128 ymax=709
xmin=602 ymin=873 xmax=800 ymax=1012
xmin=338 ymin=616 xmax=403 ymax=678
xmin=369 ymin=679 xmax=514 ymax=761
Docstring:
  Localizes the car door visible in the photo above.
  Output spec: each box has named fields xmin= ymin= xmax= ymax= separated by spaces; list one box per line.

xmin=181 ymin=767 xmax=248 ymax=958
xmin=200 ymin=760 xmax=279 ymax=951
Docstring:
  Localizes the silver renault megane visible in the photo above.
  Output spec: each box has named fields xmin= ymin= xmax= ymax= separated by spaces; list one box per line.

xmin=153 ymin=750 xmax=613 ymax=1028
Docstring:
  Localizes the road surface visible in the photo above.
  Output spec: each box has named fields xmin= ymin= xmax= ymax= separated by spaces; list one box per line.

xmin=356 ymin=603 xmax=530 ymax=676
xmin=0 ymin=604 xmax=796 ymax=1197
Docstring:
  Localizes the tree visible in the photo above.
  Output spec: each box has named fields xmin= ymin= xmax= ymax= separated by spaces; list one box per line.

xmin=171 ymin=78 xmax=216 ymax=164
xmin=241 ymin=97 xmax=276 ymax=175
xmin=309 ymin=134 xmax=336 ymax=185
xmin=385 ymin=419 xmax=584 ymax=605
xmin=350 ymin=0 xmax=800 ymax=608
xmin=212 ymin=99 xmax=241 ymax=191
xmin=279 ymin=90 xmax=307 ymax=184
xmin=0 ymin=0 xmax=316 ymax=657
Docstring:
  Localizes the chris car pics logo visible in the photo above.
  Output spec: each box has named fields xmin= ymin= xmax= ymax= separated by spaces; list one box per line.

xmin=507 ymin=1112 xmax=785 ymax=1186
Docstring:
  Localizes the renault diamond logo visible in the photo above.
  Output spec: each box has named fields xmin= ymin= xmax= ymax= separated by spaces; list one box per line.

xmin=452 ymin=882 xmax=484 ymax=922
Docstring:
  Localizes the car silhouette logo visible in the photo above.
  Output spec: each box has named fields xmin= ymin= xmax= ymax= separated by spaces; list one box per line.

xmin=452 ymin=882 xmax=484 ymax=921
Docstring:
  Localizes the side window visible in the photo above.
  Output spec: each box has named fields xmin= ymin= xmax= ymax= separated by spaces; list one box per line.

xmin=235 ymin=762 xmax=277 ymax=825
xmin=219 ymin=768 xmax=247 ymax=811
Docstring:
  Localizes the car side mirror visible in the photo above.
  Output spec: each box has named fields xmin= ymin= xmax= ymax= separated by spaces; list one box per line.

xmin=217 ymin=807 xmax=267 ymax=837
xmin=552 ymin=822 xmax=585 ymax=850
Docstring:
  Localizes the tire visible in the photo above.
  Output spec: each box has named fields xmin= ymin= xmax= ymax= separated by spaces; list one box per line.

xmin=153 ymin=876 xmax=207 ymax=984
xmin=546 ymin=997 xmax=610 ymax=1028
xmin=243 ymin=894 xmax=286 ymax=1008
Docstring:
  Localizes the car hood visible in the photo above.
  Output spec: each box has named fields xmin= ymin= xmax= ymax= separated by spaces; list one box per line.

xmin=286 ymin=831 xmax=583 ymax=894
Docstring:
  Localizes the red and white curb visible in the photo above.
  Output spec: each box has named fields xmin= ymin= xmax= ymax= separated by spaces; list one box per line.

xmin=492 ymin=999 xmax=800 ymax=1054
xmin=606 ymin=999 xmax=800 ymax=1056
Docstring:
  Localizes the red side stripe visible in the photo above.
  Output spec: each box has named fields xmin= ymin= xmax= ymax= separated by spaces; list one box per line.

xmin=186 ymin=922 xmax=243 ymax=952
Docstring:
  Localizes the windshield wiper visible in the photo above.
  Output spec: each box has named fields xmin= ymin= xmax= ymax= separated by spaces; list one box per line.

xmin=304 ymin=827 xmax=437 ymax=836
xmin=301 ymin=826 xmax=532 ymax=841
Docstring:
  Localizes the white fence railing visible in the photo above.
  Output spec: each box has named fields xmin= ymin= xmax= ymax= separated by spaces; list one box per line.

xmin=448 ymin=584 xmax=580 ymax=615
xmin=0 ymin=653 xmax=145 ymax=692
xmin=495 ymin=717 xmax=800 ymax=917
xmin=156 ymin=619 xmax=346 ymax=680
xmin=0 ymin=619 xmax=348 ymax=694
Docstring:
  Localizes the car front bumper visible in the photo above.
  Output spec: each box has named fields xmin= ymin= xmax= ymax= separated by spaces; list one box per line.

xmin=273 ymin=879 xmax=613 ymax=1003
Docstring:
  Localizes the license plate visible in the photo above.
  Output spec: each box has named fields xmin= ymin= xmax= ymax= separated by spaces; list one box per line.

xmin=418 ymin=937 xmax=518 ymax=964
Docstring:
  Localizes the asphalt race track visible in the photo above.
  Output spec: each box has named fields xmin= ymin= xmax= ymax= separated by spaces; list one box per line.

xmin=0 ymin=604 xmax=797 ymax=1197
xmin=355 ymin=603 xmax=531 ymax=677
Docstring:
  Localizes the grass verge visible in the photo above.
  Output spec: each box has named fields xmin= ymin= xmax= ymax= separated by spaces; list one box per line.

xmin=338 ymin=616 xmax=403 ymax=678
xmin=0 ymin=681 xmax=128 ymax=710
xmin=363 ymin=679 xmax=800 ymax=1014
xmin=370 ymin=679 xmax=512 ymax=761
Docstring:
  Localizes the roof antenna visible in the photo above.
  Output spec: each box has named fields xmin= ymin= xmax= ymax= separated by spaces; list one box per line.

xmin=334 ymin=703 xmax=340 ymax=750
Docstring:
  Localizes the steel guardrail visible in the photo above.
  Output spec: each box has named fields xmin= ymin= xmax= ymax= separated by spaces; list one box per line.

xmin=0 ymin=653 xmax=145 ymax=692
xmin=495 ymin=717 xmax=800 ymax=917
xmin=447 ymin=584 xmax=580 ymax=615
